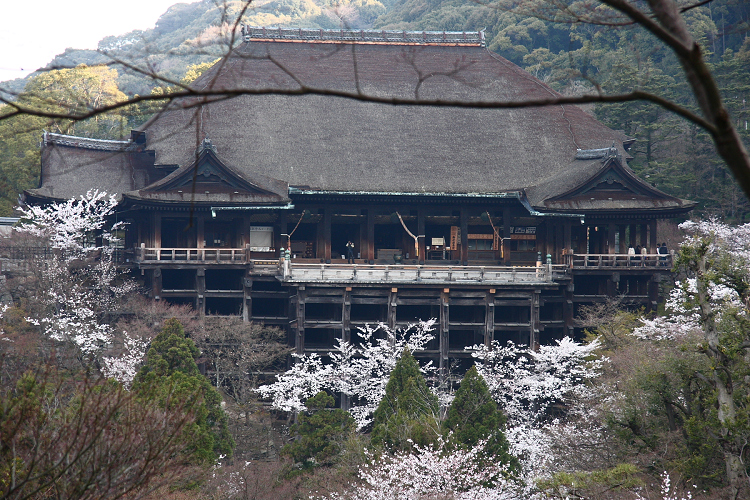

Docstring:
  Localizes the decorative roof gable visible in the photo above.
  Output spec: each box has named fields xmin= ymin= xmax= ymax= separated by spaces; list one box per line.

xmin=126 ymin=139 xmax=289 ymax=205
xmin=539 ymin=150 xmax=694 ymax=213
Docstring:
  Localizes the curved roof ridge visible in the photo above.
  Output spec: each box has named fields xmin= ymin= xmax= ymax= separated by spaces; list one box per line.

xmin=43 ymin=131 xmax=134 ymax=152
xmin=240 ymin=25 xmax=486 ymax=47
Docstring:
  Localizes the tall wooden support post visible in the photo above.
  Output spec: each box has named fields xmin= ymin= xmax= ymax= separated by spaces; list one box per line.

xmin=639 ymin=224 xmax=648 ymax=250
xmin=607 ymin=223 xmax=616 ymax=254
xmin=387 ymin=288 xmax=397 ymax=331
xmin=439 ymin=289 xmax=450 ymax=386
xmin=628 ymin=224 xmax=636 ymax=248
xmin=648 ymin=274 xmax=660 ymax=312
xmin=323 ymin=208 xmax=332 ymax=262
xmin=342 ymin=288 xmax=351 ymax=343
xmin=554 ymin=223 xmax=564 ymax=262
xmin=197 ymin=216 xmax=205 ymax=249
xmin=460 ymin=209 xmax=468 ymax=265
xmin=152 ymin=268 xmax=162 ymax=300
xmin=153 ymin=213 xmax=162 ymax=248
xmin=341 ymin=287 xmax=352 ymax=411
xmin=484 ymin=290 xmax=495 ymax=345
xmin=295 ymin=287 xmax=306 ymax=354
xmin=530 ymin=290 xmax=540 ymax=350
xmin=542 ymin=223 xmax=555 ymax=263
xmin=197 ymin=267 xmax=206 ymax=316
xmin=366 ymin=209 xmax=375 ymax=262
xmin=564 ymin=282 xmax=575 ymax=336
xmin=242 ymin=276 xmax=252 ymax=322
xmin=279 ymin=213 xmax=288 ymax=254
xmin=502 ymin=208 xmax=511 ymax=265
xmin=417 ymin=210 xmax=425 ymax=264
xmin=648 ymin=219 xmax=657 ymax=253
xmin=564 ymin=221 xmax=572 ymax=255
xmin=607 ymin=272 xmax=619 ymax=298
xmin=618 ymin=226 xmax=627 ymax=254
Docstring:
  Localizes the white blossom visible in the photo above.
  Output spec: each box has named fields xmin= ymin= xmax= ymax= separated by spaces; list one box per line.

xmin=317 ymin=438 xmax=517 ymax=500
xmin=16 ymin=191 xmax=139 ymax=365
xmin=101 ymin=331 xmax=148 ymax=388
xmin=257 ymin=320 xmax=436 ymax=429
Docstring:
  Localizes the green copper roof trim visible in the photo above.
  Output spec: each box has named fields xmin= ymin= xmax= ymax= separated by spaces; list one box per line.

xmin=288 ymin=188 xmax=585 ymax=220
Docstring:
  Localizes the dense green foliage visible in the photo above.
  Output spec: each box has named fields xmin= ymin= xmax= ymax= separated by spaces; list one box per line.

xmin=443 ymin=365 xmax=517 ymax=472
xmin=371 ymin=349 xmax=440 ymax=451
xmin=132 ymin=318 xmax=234 ymax=464
xmin=282 ymin=391 xmax=355 ymax=468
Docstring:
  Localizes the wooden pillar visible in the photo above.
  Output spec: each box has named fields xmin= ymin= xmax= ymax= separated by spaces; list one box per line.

xmin=242 ymin=275 xmax=252 ymax=322
xmin=555 ymin=222 xmax=564 ymax=262
xmin=530 ymin=290 xmax=540 ymax=349
xmin=152 ymin=268 xmax=162 ymax=299
xmin=153 ymin=213 xmax=162 ymax=248
xmin=639 ymin=224 xmax=648 ymax=249
xmin=440 ymin=289 xmax=450 ymax=383
xmin=278 ymin=213 xmax=288 ymax=253
xmin=648 ymin=274 xmax=660 ymax=312
xmin=564 ymin=220 xmax=572 ymax=254
xmin=342 ymin=288 xmax=351 ymax=343
xmin=628 ymin=224 xmax=636 ymax=248
xmin=619 ymin=225 xmax=627 ymax=254
xmin=366 ymin=209 xmax=375 ymax=262
xmin=503 ymin=208 xmax=511 ymax=265
xmin=323 ymin=208 xmax=332 ymax=261
xmin=485 ymin=289 xmax=495 ymax=345
xmin=649 ymin=219 xmax=657 ymax=253
xmin=197 ymin=267 xmax=206 ymax=316
xmin=564 ymin=283 xmax=574 ymax=337
xmin=542 ymin=224 xmax=555 ymax=263
xmin=341 ymin=288 xmax=352 ymax=411
xmin=197 ymin=216 xmax=205 ymax=249
xmin=295 ymin=287 xmax=306 ymax=354
xmin=607 ymin=223 xmax=616 ymax=254
xmin=460 ymin=209 xmax=468 ymax=264
xmin=417 ymin=210 xmax=425 ymax=264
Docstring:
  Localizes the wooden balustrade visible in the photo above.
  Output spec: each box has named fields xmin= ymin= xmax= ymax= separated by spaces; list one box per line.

xmin=568 ymin=253 xmax=673 ymax=269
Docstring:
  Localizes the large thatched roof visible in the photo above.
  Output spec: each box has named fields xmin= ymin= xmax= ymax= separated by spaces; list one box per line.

xmin=30 ymin=29 xmax=693 ymax=214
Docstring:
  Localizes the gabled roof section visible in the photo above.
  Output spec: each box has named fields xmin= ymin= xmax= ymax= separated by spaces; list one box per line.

xmin=535 ymin=147 xmax=695 ymax=213
xmin=125 ymin=139 xmax=289 ymax=205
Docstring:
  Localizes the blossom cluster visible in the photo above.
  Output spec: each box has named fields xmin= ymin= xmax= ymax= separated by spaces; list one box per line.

xmin=257 ymin=320 xmax=436 ymax=429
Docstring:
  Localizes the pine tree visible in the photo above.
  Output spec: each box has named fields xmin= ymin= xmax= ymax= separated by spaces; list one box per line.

xmin=371 ymin=349 xmax=440 ymax=452
xmin=133 ymin=318 xmax=234 ymax=464
xmin=443 ymin=365 xmax=517 ymax=472
xmin=282 ymin=391 xmax=355 ymax=469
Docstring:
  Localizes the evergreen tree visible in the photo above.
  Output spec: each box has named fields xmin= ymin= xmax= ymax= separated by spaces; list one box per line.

xmin=132 ymin=318 xmax=233 ymax=464
xmin=282 ymin=391 xmax=355 ymax=469
xmin=443 ymin=365 xmax=517 ymax=472
xmin=371 ymin=349 xmax=440 ymax=452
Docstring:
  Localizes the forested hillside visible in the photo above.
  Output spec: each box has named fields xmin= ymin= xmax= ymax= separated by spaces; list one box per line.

xmin=0 ymin=0 xmax=748 ymax=218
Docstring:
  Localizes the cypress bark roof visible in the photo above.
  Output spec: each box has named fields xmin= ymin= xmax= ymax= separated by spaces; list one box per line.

xmin=31 ymin=30 xmax=693 ymax=214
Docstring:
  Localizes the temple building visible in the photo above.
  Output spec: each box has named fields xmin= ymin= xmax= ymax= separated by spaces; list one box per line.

xmin=24 ymin=27 xmax=695 ymax=372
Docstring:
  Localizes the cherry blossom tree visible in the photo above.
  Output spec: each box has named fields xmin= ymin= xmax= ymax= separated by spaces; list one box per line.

xmin=317 ymin=437 xmax=517 ymax=500
xmin=469 ymin=337 xmax=605 ymax=483
xmin=632 ymin=218 xmax=750 ymax=499
xmin=257 ymin=320 xmax=436 ymax=429
xmin=14 ymin=190 xmax=140 ymax=375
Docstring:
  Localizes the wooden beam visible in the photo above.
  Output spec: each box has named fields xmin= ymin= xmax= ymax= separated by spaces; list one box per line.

xmin=366 ymin=208 xmax=375 ymax=262
xmin=485 ymin=290 xmax=494 ymax=346
xmin=296 ymin=287 xmax=306 ymax=354
xmin=502 ymin=208 xmax=511 ymax=265
xmin=388 ymin=288 xmax=397 ymax=330
xmin=440 ymin=290 xmax=449 ymax=386
xmin=323 ymin=208 xmax=332 ymax=261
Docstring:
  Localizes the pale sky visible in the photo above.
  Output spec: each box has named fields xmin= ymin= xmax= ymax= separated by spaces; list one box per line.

xmin=0 ymin=0 xmax=198 ymax=84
